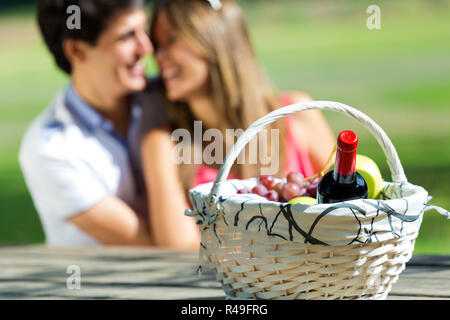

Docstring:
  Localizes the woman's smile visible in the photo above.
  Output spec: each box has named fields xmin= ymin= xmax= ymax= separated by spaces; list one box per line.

xmin=161 ymin=65 xmax=181 ymax=86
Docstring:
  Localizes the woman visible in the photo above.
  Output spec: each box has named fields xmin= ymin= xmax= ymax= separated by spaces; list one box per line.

xmin=141 ymin=0 xmax=335 ymax=249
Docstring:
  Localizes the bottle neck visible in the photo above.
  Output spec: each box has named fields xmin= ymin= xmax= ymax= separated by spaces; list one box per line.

xmin=332 ymin=170 xmax=356 ymax=184
xmin=333 ymin=146 xmax=357 ymax=184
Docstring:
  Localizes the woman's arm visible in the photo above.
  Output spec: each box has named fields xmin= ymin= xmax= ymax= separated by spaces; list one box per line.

xmin=287 ymin=92 xmax=336 ymax=174
xmin=141 ymin=128 xmax=201 ymax=250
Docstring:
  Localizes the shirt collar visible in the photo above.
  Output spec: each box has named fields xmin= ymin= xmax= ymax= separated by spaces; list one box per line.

xmin=64 ymin=84 xmax=106 ymax=132
xmin=64 ymin=84 xmax=142 ymax=138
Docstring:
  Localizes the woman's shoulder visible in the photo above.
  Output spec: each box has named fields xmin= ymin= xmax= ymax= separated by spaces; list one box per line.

xmin=280 ymin=91 xmax=326 ymax=121
xmin=278 ymin=91 xmax=323 ymax=125
xmin=280 ymin=91 xmax=313 ymax=105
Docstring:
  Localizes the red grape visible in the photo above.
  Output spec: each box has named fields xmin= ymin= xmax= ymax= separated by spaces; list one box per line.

xmin=247 ymin=173 xmax=321 ymax=202
xmin=265 ymin=190 xmax=279 ymax=202
xmin=298 ymin=187 xmax=307 ymax=196
xmin=259 ymin=175 xmax=275 ymax=189
xmin=273 ymin=182 xmax=285 ymax=196
xmin=287 ymin=172 xmax=304 ymax=188
xmin=306 ymin=177 xmax=320 ymax=197
xmin=282 ymin=182 xmax=302 ymax=201
xmin=251 ymin=184 xmax=268 ymax=197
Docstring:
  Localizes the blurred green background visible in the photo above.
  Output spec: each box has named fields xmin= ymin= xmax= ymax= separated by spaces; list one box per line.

xmin=0 ymin=0 xmax=449 ymax=253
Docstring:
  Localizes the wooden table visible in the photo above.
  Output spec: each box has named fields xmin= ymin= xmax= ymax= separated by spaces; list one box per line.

xmin=0 ymin=245 xmax=448 ymax=300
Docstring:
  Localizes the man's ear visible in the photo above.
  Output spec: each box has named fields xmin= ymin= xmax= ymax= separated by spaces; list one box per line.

xmin=63 ymin=39 xmax=90 ymax=65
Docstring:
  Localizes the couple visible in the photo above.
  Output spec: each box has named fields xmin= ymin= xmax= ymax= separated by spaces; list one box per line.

xmin=19 ymin=0 xmax=335 ymax=248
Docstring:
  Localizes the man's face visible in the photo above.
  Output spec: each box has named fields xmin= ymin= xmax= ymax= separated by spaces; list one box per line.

xmin=83 ymin=9 xmax=153 ymax=96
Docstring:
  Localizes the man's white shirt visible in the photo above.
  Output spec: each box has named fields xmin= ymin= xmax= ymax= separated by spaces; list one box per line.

xmin=19 ymin=85 xmax=149 ymax=246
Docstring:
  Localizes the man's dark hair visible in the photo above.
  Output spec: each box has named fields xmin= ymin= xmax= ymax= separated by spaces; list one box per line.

xmin=37 ymin=0 xmax=145 ymax=74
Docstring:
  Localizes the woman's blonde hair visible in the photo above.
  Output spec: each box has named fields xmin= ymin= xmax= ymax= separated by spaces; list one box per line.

xmin=150 ymin=0 xmax=287 ymax=192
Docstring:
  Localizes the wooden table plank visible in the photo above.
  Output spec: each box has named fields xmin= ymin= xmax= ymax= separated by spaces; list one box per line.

xmin=0 ymin=281 xmax=225 ymax=300
xmin=389 ymin=255 xmax=450 ymax=298
xmin=406 ymin=255 xmax=450 ymax=266
xmin=389 ymin=266 xmax=450 ymax=298
xmin=0 ymin=245 xmax=448 ymax=300
xmin=388 ymin=295 xmax=449 ymax=300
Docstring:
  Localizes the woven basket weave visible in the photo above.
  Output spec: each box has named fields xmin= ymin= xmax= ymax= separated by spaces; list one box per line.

xmin=186 ymin=101 xmax=448 ymax=300
xmin=201 ymin=227 xmax=417 ymax=300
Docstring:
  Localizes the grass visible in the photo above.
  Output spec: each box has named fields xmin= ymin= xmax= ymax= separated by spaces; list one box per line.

xmin=0 ymin=0 xmax=449 ymax=253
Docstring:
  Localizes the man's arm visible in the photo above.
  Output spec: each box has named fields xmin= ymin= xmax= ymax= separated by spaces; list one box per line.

xmin=69 ymin=195 xmax=153 ymax=246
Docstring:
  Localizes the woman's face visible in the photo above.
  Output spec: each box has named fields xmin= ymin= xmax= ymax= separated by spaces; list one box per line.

xmin=153 ymin=13 xmax=209 ymax=102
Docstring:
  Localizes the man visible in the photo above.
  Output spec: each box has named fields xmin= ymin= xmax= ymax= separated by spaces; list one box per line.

xmin=19 ymin=0 xmax=159 ymax=246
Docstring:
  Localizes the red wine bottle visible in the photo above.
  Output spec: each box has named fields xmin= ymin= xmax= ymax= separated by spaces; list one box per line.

xmin=317 ymin=130 xmax=368 ymax=203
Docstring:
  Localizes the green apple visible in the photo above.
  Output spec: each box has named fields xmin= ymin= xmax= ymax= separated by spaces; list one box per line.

xmin=288 ymin=196 xmax=317 ymax=205
xmin=356 ymin=154 xmax=384 ymax=199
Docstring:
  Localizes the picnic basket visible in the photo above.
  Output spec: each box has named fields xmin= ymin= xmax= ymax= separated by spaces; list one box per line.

xmin=186 ymin=101 xmax=449 ymax=300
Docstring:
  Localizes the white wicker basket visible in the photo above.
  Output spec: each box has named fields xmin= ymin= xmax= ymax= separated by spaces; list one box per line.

xmin=186 ymin=101 xmax=449 ymax=300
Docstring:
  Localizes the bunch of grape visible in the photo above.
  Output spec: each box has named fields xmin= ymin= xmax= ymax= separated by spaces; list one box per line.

xmin=237 ymin=172 xmax=320 ymax=202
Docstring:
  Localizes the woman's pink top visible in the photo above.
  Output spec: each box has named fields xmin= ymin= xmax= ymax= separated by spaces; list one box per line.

xmin=192 ymin=94 xmax=314 ymax=188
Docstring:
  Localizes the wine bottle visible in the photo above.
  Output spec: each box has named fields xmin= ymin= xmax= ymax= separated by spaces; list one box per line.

xmin=317 ymin=130 xmax=368 ymax=203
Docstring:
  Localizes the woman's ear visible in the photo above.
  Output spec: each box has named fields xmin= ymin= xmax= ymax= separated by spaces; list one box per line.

xmin=62 ymin=38 xmax=89 ymax=66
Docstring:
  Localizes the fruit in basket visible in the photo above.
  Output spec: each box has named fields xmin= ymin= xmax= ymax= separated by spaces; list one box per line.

xmin=305 ymin=177 xmax=320 ymax=198
xmin=287 ymin=172 xmax=304 ymax=187
xmin=259 ymin=175 xmax=275 ymax=189
xmin=237 ymin=172 xmax=322 ymax=203
xmin=273 ymin=182 xmax=285 ymax=197
xmin=288 ymin=196 xmax=317 ymax=205
xmin=251 ymin=184 xmax=268 ymax=197
xmin=282 ymin=182 xmax=304 ymax=201
xmin=355 ymin=154 xmax=384 ymax=199
xmin=265 ymin=190 xmax=279 ymax=202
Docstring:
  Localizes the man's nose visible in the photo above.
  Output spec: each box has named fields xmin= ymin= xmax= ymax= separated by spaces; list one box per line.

xmin=136 ymin=31 xmax=153 ymax=56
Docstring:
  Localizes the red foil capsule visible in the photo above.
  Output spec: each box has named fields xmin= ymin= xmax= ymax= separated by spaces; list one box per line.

xmin=335 ymin=130 xmax=358 ymax=176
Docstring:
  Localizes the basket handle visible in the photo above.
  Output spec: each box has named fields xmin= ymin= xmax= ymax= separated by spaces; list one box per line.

xmin=206 ymin=101 xmax=407 ymax=208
